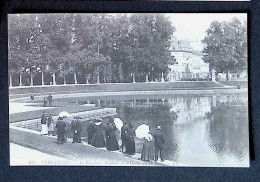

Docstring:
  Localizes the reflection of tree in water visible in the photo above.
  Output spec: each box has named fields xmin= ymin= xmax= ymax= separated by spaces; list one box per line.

xmin=207 ymin=104 xmax=249 ymax=161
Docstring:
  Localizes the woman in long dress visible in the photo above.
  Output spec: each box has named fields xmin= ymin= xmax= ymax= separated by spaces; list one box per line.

xmin=87 ymin=120 xmax=95 ymax=145
xmin=106 ymin=123 xmax=119 ymax=151
xmin=125 ymin=124 xmax=136 ymax=155
xmin=47 ymin=114 xmax=54 ymax=136
xmin=41 ymin=111 xmax=48 ymax=135
xmin=141 ymin=132 xmax=154 ymax=162
xmin=91 ymin=119 xmax=105 ymax=148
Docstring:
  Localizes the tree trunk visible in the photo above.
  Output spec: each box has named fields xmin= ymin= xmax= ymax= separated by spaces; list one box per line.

xmin=74 ymin=73 xmax=77 ymax=84
xmin=63 ymin=76 xmax=66 ymax=85
xmin=30 ymin=73 xmax=33 ymax=86
xmin=97 ymin=74 xmax=100 ymax=84
xmin=53 ymin=73 xmax=56 ymax=85
xmin=19 ymin=74 xmax=22 ymax=86
xmin=226 ymin=71 xmax=229 ymax=81
xmin=9 ymin=75 xmax=13 ymax=87
xmin=133 ymin=73 xmax=136 ymax=83
xmin=86 ymin=77 xmax=89 ymax=84
xmin=41 ymin=72 xmax=44 ymax=85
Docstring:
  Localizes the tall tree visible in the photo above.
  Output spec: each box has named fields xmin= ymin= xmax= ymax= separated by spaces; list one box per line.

xmin=202 ymin=18 xmax=247 ymax=80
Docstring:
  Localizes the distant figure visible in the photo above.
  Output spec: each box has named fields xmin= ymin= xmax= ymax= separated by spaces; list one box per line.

xmin=87 ymin=120 xmax=95 ymax=145
xmin=43 ymin=95 xmax=47 ymax=107
xmin=91 ymin=119 xmax=105 ymax=148
xmin=40 ymin=111 xmax=48 ymax=135
xmin=121 ymin=121 xmax=129 ymax=153
xmin=141 ymin=132 xmax=154 ymax=162
xmin=47 ymin=114 xmax=54 ymax=136
xmin=106 ymin=118 xmax=119 ymax=151
xmin=30 ymin=95 xmax=34 ymax=100
xmin=47 ymin=94 xmax=53 ymax=106
xmin=125 ymin=123 xmax=136 ymax=155
xmin=71 ymin=117 xmax=82 ymax=143
xmin=237 ymin=83 xmax=241 ymax=89
xmin=56 ymin=117 xmax=66 ymax=144
xmin=153 ymin=126 xmax=165 ymax=162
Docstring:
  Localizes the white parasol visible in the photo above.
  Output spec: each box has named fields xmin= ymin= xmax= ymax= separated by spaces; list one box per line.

xmin=113 ymin=118 xmax=123 ymax=132
xmin=135 ymin=124 xmax=150 ymax=139
xmin=59 ymin=111 xmax=70 ymax=118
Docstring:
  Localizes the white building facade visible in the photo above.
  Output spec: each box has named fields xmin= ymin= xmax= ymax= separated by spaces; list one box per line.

xmin=168 ymin=39 xmax=210 ymax=81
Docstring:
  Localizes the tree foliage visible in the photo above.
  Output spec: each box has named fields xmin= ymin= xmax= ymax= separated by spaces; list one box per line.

xmin=202 ymin=18 xmax=247 ymax=80
xmin=8 ymin=13 xmax=175 ymax=85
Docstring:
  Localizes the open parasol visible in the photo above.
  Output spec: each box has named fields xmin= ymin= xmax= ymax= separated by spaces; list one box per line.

xmin=135 ymin=124 xmax=150 ymax=139
xmin=113 ymin=118 xmax=123 ymax=132
xmin=58 ymin=111 xmax=70 ymax=118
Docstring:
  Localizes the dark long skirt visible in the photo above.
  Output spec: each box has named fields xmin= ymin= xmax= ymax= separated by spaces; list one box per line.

xmin=126 ymin=136 xmax=135 ymax=155
xmin=141 ymin=140 xmax=154 ymax=161
xmin=73 ymin=132 xmax=81 ymax=143
xmin=107 ymin=132 xmax=119 ymax=151
xmin=88 ymin=131 xmax=95 ymax=144
xmin=92 ymin=127 xmax=105 ymax=148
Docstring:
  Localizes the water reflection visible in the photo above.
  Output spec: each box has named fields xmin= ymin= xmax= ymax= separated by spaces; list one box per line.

xmin=75 ymin=93 xmax=249 ymax=167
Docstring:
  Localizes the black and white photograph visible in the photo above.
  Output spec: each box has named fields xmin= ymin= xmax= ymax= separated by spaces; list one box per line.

xmin=8 ymin=13 xmax=249 ymax=167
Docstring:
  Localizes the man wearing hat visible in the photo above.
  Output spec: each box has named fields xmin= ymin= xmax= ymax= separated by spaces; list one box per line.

xmin=153 ymin=125 xmax=165 ymax=162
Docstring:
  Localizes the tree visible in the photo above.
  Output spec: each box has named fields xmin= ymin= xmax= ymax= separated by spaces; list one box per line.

xmin=202 ymin=18 xmax=247 ymax=80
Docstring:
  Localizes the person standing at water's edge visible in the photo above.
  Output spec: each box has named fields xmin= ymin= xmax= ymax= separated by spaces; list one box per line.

xmin=106 ymin=118 xmax=119 ymax=151
xmin=40 ymin=111 xmax=48 ymax=135
xmin=91 ymin=118 xmax=105 ymax=148
xmin=153 ymin=126 xmax=165 ymax=162
xmin=141 ymin=132 xmax=154 ymax=162
xmin=121 ymin=121 xmax=129 ymax=153
xmin=87 ymin=119 xmax=95 ymax=145
xmin=71 ymin=117 xmax=82 ymax=143
xmin=56 ymin=117 xmax=67 ymax=144
xmin=125 ymin=124 xmax=136 ymax=155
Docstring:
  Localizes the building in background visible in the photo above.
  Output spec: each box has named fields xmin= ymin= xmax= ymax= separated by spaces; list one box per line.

xmin=168 ymin=38 xmax=210 ymax=81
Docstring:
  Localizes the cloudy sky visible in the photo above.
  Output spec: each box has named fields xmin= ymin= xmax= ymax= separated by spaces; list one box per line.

xmin=167 ymin=13 xmax=247 ymax=41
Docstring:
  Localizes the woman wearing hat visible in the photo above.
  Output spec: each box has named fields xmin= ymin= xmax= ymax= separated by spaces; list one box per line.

xmin=125 ymin=123 xmax=136 ymax=155
xmin=91 ymin=118 xmax=105 ymax=148
xmin=106 ymin=118 xmax=119 ymax=151
xmin=41 ymin=111 xmax=48 ymax=135
xmin=141 ymin=132 xmax=154 ymax=162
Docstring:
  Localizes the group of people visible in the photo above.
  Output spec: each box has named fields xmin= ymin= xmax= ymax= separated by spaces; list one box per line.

xmin=140 ymin=126 xmax=165 ymax=162
xmin=40 ymin=112 xmax=165 ymax=162
xmin=43 ymin=94 xmax=53 ymax=107
xmin=40 ymin=111 xmax=54 ymax=136
xmin=86 ymin=118 xmax=136 ymax=153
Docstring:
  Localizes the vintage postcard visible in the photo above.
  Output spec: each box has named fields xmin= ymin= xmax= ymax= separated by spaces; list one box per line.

xmin=9 ymin=13 xmax=249 ymax=167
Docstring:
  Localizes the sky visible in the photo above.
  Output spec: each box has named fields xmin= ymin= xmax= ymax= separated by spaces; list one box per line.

xmin=166 ymin=13 xmax=247 ymax=41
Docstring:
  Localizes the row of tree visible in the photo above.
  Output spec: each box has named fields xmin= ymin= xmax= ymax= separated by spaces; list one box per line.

xmin=8 ymin=13 xmax=175 ymax=86
xmin=202 ymin=18 xmax=247 ymax=80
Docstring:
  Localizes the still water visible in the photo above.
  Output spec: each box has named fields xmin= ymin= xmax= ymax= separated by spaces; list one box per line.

xmin=68 ymin=93 xmax=249 ymax=167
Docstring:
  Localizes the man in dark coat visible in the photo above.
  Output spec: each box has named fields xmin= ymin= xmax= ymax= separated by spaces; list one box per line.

xmin=73 ymin=117 xmax=82 ymax=143
xmin=56 ymin=117 xmax=67 ymax=144
xmin=71 ymin=118 xmax=77 ymax=143
xmin=121 ymin=121 xmax=129 ymax=153
xmin=153 ymin=126 xmax=165 ymax=162
xmin=87 ymin=120 xmax=95 ymax=145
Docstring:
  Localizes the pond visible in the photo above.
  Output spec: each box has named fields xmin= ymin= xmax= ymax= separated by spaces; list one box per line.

xmin=60 ymin=92 xmax=248 ymax=167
